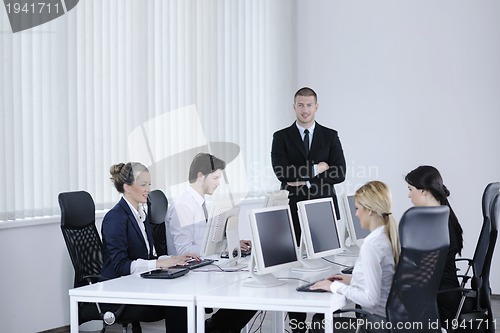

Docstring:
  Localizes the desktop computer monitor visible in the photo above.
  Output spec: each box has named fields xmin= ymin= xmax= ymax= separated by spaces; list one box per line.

xmin=296 ymin=197 xmax=344 ymax=270
xmin=341 ymin=194 xmax=370 ymax=254
xmin=200 ymin=205 xmax=241 ymax=257
xmin=244 ymin=205 xmax=300 ymax=287
xmin=265 ymin=190 xmax=290 ymax=207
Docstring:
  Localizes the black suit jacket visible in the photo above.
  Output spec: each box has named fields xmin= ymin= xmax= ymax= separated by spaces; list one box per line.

xmin=101 ymin=198 xmax=156 ymax=279
xmin=272 ymin=122 xmax=346 ymax=194
xmin=271 ymin=122 xmax=346 ymax=217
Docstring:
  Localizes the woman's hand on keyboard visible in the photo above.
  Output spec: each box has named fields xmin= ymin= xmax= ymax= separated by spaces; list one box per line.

xmin=310 ymin=274 xmax=352 ymax=292
xmin=309 ymin=279 xmax=333 ymax=292
xmin=326 ymin=274 xmax=351 ymax=284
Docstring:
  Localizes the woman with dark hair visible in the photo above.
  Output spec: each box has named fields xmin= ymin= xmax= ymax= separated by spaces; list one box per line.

xmin=405 ymin=165 xmax=463 ymax=327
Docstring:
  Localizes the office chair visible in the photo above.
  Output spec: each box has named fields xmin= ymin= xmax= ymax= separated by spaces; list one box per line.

xmin=147 ymin=189 xmax=169 ymax=256
xmin=450 ymin=193 xmax=499 ymax=333
xmin=328 ymin=206 xmax=450 ymax=333
xmin=455 ymin=182 xmax=500 ymax=289
xmin=59 ymin=191 xmax=139 ymax=333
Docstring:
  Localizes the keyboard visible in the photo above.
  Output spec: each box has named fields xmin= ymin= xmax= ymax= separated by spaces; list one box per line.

xmin=173 ymin=258 xmax=215 ymax=270
xmin=141 ymin=268 xmax=189 ymax=279
xmin=296 ymin=281 xmax=328 ymax=293
xmin=341 ymin=266 xmax=354 ymax=274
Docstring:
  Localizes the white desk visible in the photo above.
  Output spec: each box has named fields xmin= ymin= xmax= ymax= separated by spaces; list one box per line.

xmin=196 ymin=276 xmax=347 ymax=333
xmin=196 ymin=260 xmax=353 ymax=333
xmin=69 ymin=256 xmax=354 ymax=333
xmin=69 ymin=269 xmax=246 ymax=333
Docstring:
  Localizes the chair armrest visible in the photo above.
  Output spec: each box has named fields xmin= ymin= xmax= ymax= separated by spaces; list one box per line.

xmin=82 ymin=274 xmax=105 ymax=284
xmin=333 ymin=307 xmax=371 ymax=317
xmin=437 ymin=287 xmax=463 ymax=295
xmin=455 ymin=258 xmax=473 ymax=264
xmin=438 ymin=286 xmax=477 ymax=298
xmin=456 ymin=274 xmax=472 ymax=284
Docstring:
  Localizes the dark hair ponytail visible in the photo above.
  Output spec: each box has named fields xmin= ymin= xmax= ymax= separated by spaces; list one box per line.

xmin=405 ymin=165 xmax=463 ymax=254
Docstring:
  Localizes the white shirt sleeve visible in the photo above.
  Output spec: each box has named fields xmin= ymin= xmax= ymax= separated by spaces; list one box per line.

xmin=335 ymin=242 xmax=383 ymax=309
xmin=330 ymin=281 xmax=344 ymax=294
xmin=130 ymin=258 xmax=157 ymax=275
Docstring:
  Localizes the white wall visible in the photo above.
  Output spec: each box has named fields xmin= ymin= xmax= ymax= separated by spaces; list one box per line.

xmin=0 ymin=217 xmax=106 ymax=333
xmin=297 ymin=0 xmax=500 ymax=292
xmin=0 ymin=220 xmax=74 ymax=332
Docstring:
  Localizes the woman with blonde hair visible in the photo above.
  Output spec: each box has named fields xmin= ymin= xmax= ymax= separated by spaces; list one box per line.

xmin=309 ymin=181 xmax=400 ymax=332
xmin=101 ymin=162 xmax=198 ymax=332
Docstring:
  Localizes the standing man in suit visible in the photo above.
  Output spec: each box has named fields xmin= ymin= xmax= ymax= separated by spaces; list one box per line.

xmin=272 ymin=87 xmax=346 ymax=333
xmin=272 ymin=86 xmax=346 ymax=242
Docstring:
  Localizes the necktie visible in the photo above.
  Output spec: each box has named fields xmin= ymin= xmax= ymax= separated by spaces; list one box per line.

xmin=202 ymin=201 xmax=208 ymax=223
xmin=304 ymin=129 xmax=310 ymax=157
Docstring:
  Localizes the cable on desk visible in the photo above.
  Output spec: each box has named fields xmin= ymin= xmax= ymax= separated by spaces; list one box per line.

xmin=190 ymin=265 xmax=224 ymax=272
xmin=277 ymin=277 xmax=311 ymax=284
xmin=321 ymin=257 xmax=352 ymax=268
xmin=191 ymin=263 xmax=248 ymax=273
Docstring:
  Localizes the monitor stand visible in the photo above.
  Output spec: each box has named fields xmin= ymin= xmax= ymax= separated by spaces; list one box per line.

xmin=241 ymin=256 xmax=286 ymax=288
xmin=219 ymin=215 xmax=246 ymax=271
xmin=336 ymin=236 xmax=360 ymax=257
xmin=291 ymin=238 xmax=331 ymax=272
xmin=341 ymin=245 xmax=360 ymax=257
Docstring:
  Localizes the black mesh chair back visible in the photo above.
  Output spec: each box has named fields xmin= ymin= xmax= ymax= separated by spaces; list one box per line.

xmin=471 ymin=193 xmax=499 ymax=331
xmin=386 ymin=206 xmax=450 ymax=333
xmin=483 ymin=194 xmax=499 ymax=327
xmin=482 ymin=182 xmax=500 ymax=221
xmin=448 ymin=184 xmax=500 ymax=333
xmin=472 ymin=185 xmax=500 ymax=304
xmin=469 ymin=182 xmax=500 ymax=283
xmin=59 ymin=191 xmax=142 ymax=332
xmin=59 ymin=191 xmax=103 ymax=288
xmin=453 ymin=193 xmax=499 ymax=333
xmin=148 ymin=189 xmax=169 ymax=256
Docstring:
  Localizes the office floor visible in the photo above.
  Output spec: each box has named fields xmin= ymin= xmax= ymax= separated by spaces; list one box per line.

xmin=65 ymin=297 xmax=500 ymax=332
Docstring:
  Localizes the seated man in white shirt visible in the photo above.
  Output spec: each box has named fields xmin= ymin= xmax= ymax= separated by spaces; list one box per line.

xmin=166 ymin=153 xmax=254 ymax=333
xmin=167 ymin=152 xmax=251 ymax=255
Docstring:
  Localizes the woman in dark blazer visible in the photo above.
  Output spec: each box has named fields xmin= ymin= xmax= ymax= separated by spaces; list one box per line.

xmin=101 ymin=162 xmax=198 ymax=333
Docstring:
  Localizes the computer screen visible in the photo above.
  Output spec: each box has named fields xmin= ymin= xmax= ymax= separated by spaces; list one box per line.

xmin=244 ymin=205 xmax=299 ymax=287
xmin=200 ymin=206 xmax=240 ymax=257
xmin=297 ymin=197 xmax=343 ymax=260
xmin=342 ymin=194 xmax=370 ymax=247
xmin=265 ymin=190 xmax=290 ymax=207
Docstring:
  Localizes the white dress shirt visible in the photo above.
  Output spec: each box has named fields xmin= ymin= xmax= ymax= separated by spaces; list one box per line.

xmin=123 ymin=198 xmax=157 ymax=275
xmin=330 ymin=225 xmax=395 ymax=317
xmin=167 ymin=186 xmax=207 ymax=255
